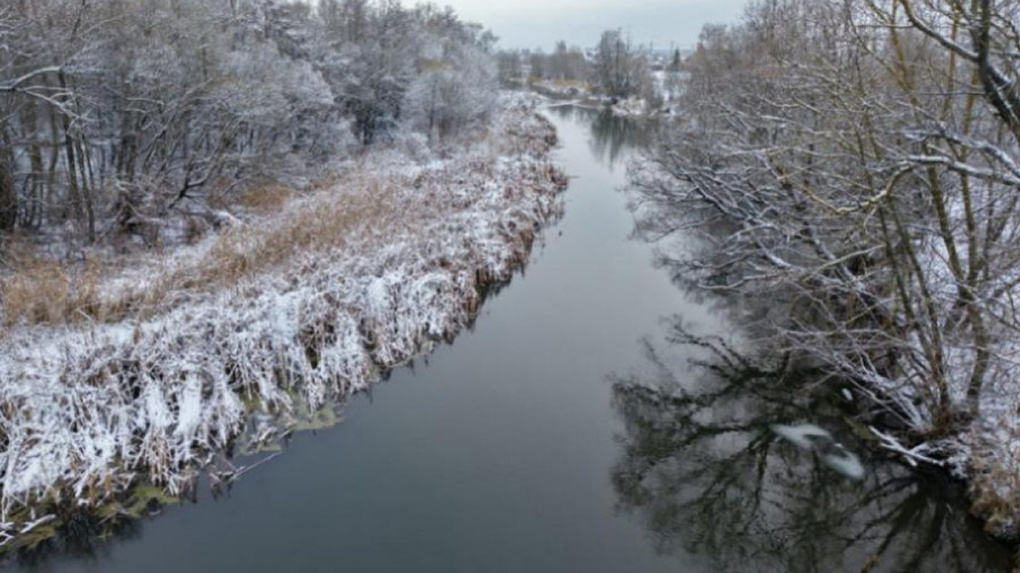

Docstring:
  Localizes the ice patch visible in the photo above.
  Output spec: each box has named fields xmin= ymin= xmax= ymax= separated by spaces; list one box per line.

xmin=772 ymin=423 xmax=866 ymax=481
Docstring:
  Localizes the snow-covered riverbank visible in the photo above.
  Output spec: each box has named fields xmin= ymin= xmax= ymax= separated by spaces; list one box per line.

xmin=528 ymin=80 xmax=673 ymax=119
xmin=0 ymin=102 xmax=567 ymax=549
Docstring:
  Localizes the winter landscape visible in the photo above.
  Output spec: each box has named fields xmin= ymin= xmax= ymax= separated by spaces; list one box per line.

xmin=1 ymin=0 xmax=1020 ymax=571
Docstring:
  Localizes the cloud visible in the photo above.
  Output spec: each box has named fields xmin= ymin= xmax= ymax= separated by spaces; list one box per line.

xmin=440 ymin=0 xmax=747 ymax=49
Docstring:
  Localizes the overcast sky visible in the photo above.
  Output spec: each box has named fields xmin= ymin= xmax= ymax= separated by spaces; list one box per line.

xmin=439 ymin=0 xmax=748 ymax=51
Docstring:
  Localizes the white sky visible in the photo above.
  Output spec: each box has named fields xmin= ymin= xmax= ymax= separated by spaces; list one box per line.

xmin=440 ymin=0 xmax=748 ymax=50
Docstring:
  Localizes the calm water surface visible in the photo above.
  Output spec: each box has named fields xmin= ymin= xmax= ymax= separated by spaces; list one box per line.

xmin=5 ymin=105 xmax=1012 ymax=572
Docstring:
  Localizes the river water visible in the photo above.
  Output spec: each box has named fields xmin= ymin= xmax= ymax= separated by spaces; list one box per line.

xmin=4 ymin=105 xmax=1013 ymax=572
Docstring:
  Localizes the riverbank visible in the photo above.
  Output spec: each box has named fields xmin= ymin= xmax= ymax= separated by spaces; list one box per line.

xmin=625 ymin=111 xmax=1020 ymax=553
xmin=0 ymin=98 xmax=1008 ymax=573
xmin=528 ymin=80 xmax=669 ymax=119
xmin=0 ymin=101 xmax=567 ymax=550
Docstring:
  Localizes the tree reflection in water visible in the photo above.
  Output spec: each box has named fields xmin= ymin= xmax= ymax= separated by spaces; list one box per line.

xmin=610 ymin=327 xmax=1013 ymax=573
xmin=546 ymin=105 xmax=649 ymax=170
xmin=4 ymin=513 xmax=144 ymax=571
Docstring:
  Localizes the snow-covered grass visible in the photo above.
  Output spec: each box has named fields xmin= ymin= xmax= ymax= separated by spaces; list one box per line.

xmin=0 ymin=101 xmax=567 ymax=549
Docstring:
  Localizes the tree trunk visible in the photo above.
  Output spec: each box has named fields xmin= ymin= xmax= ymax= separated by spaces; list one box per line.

xmin=0 ymin=127 xmax=18 ymax=232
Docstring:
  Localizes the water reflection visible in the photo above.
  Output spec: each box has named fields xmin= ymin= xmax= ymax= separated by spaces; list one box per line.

xmin=545 ymin=105 xmax=649 ymax=170
xmin=610 ymin=324 xmax=1013 ymax=573
xmin=4 ymin=515 xmax=143 ymax=571
xmin=5 ymin=97 xmax=1010 ymax=573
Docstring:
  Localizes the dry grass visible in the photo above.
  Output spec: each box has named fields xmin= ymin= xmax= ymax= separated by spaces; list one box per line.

xmin=1 ymin=134 xmax=562 ymax=327
xmin=0 ymin=102 xmax=565 ymax=338
xmin=0 ymin=104 xmax=568 ymax=547
xmin=187 ymin=176 xmax=394 ymax=284
xmin=1 ymin=165 xmax=443 ymax=327
xmin=967 ymin=425 xmax=1020 ymax=538
xmin=235 ymin=181 xmax=296 ymax=215
xmin=0 ymin=255 xmax=109 ymax=328
xmin=0 ymin=103 xmax=554 ymax=330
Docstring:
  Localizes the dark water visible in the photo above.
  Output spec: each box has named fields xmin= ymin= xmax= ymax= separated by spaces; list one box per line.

xmin=5 ymin=106 xmax=1012 ymax=572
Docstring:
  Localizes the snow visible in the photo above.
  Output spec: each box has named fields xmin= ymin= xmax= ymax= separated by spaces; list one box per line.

xmin=772 ymin=423 xmax=833 ymax=450
xmin=0 ymin=101 xmax=567 ymax=542
xmin=772 ymin=423 xmax=865 ymax=481
xmin=610 ymin=97 xmax=650 ymax=118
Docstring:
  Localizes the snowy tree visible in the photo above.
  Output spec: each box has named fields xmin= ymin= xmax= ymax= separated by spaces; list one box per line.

xmin=629 ymin=0 xmax=1020 ymax=460
xmin=547 ymin=41 xmax=588 ymax=82
xmin=0 ymin=0 xmax=501 ymax=248
xmin=496 ymin=49 xmax=523 ymax=87
xmin=405 ymin=39 xmax=497 ymax=144
xmin=593 ymin=29 xmax=648 ymax=99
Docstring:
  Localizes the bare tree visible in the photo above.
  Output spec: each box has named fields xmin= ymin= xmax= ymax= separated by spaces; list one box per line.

xmin=0 ymin=0 xmax=501 ymax=250
xmin=627 ymin=0 xmax=1020 ymax=510
xmin=593 ymin=29 xmax=649 ymax=100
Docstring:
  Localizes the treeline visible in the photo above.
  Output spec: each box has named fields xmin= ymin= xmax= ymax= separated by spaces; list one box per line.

xmin=496 ymin=43 xmax=587 ymax=88
xmin=498 ymin=30 xmax=678 ymax=104
xmin=0 ymin=0 xmax=497 ymax=250
xmin=632 ymin=0 xmax=1020 ymax=452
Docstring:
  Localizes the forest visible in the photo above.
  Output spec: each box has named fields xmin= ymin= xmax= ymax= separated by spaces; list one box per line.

xmin=0 ymin=0 xmax=497 ymax=258
xmin=497 ymin=31 xmax=679 ymax=113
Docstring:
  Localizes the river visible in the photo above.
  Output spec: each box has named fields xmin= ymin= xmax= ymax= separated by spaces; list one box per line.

xmin=3 ymin=104 xmax=1013 ymax=572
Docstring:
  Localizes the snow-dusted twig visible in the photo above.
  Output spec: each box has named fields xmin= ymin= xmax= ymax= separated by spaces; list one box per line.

xmin=870 ymin=427 xmax=945 ymax=468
